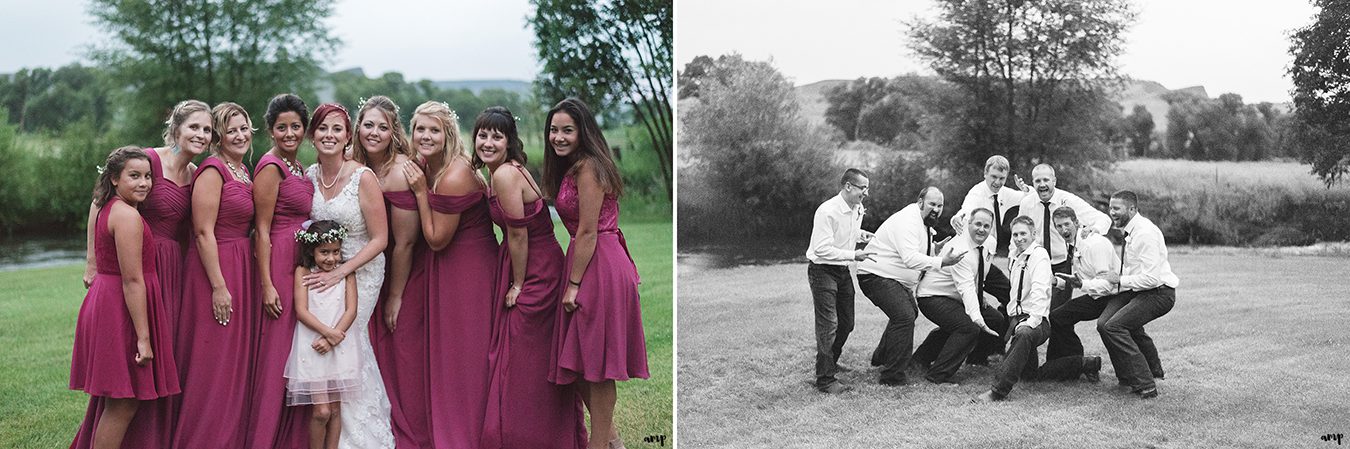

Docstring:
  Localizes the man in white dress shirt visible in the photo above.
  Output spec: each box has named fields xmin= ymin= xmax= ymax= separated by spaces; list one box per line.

xmin=971 ymin=216 xmax=1103 ymax=402
xmin=1098 ymin=190 xmax=1179 ymax=399
xmin=1047 ymin=207 xmax=1164 ymax=383
xmin=949 ymin=155 xmax=1032 ymax=362
xmin=805 ymin=168 xmax=875 ymax=393
xmin=911 ymin=209 xmax=1003 ymax=384
xmin=1015 ymin=164 xmax=1112 ymax=361
xmin=857 ymin=187 xmax=965 ymax=386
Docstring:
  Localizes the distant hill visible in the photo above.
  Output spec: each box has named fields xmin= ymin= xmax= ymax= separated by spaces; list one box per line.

xmin=316 ymin=67 xmax=533 ymax=103
xmin=796 ymin=80 xmax=847 ymax=126
xmin=793 ymin=78 xmax=1292 ymax=135
xmin=431 ymin=79 xmax=533 ymax=96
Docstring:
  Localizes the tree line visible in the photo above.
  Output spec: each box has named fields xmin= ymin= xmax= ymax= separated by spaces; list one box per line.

xmin=0 ymin=0 xmax=672 ymax=236
xmin=678 ymin=0 xmax=1350 ymax=246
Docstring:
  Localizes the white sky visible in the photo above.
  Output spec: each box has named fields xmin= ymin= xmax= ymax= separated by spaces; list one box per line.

xmin=0 ymin=0 xmax=541 ymax=82
xmin=676 ymin=0 xmax=1318 ymax=103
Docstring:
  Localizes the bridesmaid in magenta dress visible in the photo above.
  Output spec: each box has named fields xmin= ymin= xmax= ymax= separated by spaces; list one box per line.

xmin=543 ymin=98 xmax=650 ymax=449
xmin=172 ymin=102 xmax=258 ymax=448
xmin=399 ymin=101 xmax=499 ymax=448
xmin=247 ymin=93 xmax=314 ymax=449
xmin=73 ymin=100 xmax=209 ymax=449
xmin=347 ymin=95 xmax=423 ymax=447
xmin=474 ymin=107 xmax=587 ymax=449
xmin=70 ymin=147 xmax=180 ymax=449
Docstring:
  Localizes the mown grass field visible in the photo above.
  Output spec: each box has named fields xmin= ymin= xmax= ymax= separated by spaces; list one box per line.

xmin=0 ymin=219 xmax=672 ymax=449
xmin=677 ymin=252 xmax=1350 ymax=448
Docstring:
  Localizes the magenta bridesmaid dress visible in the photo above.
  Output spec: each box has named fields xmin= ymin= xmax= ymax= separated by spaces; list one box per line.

xmin=549 ymin=174 xmax=650 ymax=384
xmin=246 ymin=153 xmax=314 ymax=449
xmin=70 ymin=148 xmax=191 ymax=449
xmin=172 ymin=156 xmax=258 ymax=448
xmin=69 ymin=196 xmax=181 ymax=432
xmin=371 ymin=188 xmax=432 ymax=447
xmin=480 ymin=165 xmax=586 ymax=449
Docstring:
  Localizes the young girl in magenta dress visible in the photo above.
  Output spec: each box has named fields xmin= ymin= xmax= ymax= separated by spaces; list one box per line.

xmin=543 ymin=98 xmax=650 ymax=449
xmin=70 ymin=146 xmax=180 ymax=448
xmin=286 ymin=220 xmax=361 ymax=449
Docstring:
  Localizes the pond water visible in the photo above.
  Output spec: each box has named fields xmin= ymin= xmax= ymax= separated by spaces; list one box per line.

xmin=0 ymin=234 xmax=85 ymax=272
xmin=678 ymin=239 xmax=805 ymax=274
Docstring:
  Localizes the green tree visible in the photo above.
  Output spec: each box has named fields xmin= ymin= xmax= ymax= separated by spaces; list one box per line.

xmin=1125 ymin=104 xmax=1154 ymax=157
xmin=88 ymin=0 xmax=339 ymax=144
xmin=679 ymin=55 xmax=839 ymax=240
xmin=530 ymin=0 xmax=673 ymax=199
xmin=1288 ymin=0 xmax=1350 ymax=185
xmin=908 ymin=0 xmax=1137 ymax=180
xmin=823 ymin=77 xmax=888 ymax=141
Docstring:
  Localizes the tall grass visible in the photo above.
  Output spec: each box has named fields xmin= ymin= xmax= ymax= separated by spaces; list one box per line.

xmin=1103 ymin=159 xmax=1350 ymax=245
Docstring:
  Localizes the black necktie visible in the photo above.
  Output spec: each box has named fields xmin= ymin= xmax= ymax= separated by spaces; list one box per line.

xmin=976 ymin=245 xmax=985 ymax=297
xmin=1117 ymin=231 xmax=1129 ymax=292
xmin=925 ymin=225 xmax=933 ymax=256
xmin=1015 ymin=254 xmax=1027 ymax=315
xmin=992 ymin=193 xmax=1001 ymax=236
xmin=1066 ymin=244 xmax=1076 ymax=274
xmin=1041 ymin=201 xmax=1052 ymax=254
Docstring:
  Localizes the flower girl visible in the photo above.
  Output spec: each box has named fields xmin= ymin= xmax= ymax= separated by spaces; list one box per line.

xmin=286 ymin=220 xmax=360 ymax=449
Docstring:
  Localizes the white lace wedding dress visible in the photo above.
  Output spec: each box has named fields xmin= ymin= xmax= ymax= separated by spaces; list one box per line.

xmin=309 ymin=165 xmax=395 ymax=448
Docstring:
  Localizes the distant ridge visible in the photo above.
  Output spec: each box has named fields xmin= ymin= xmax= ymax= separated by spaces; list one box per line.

xmin=320 ymin=67 xmax=533 ymax=102
xmin=792 ymin=78 xmax=1291 ymax=134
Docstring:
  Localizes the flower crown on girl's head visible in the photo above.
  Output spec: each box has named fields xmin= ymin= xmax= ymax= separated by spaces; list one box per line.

xmin=294 ymin=220 xmax=347 ymax=244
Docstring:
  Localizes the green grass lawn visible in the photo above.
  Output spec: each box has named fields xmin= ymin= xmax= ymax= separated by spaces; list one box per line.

xmin=0 ymin=219 xmax=672 ymax=448
xmin=677 ymin=253 xmax=1350 ymax=448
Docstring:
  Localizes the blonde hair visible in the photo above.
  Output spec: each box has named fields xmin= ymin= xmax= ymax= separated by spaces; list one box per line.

xmin=411 ymin=101 xmax=469 ymax=188
xmin=162 ymin=99 xmax=211 ymax=147
xmin=351 ymin=96 xmax=410 ymax=177
xmin=209 ymin=102 xmax=252 ymax=156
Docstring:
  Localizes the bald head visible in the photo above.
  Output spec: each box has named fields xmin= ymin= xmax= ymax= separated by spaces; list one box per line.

xmin=917 ymin=186 xmax=944 ymax=222
xmin=1031 ymin=164 xmax=1057 ymax=201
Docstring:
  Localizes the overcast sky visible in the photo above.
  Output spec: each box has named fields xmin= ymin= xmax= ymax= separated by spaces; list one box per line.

xmin=0 ymin=0 xmax=541 ymax=82
xmin=676 ymin=0 xmax=1318 ymax=104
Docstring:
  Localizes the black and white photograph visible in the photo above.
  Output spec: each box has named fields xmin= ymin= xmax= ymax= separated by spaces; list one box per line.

xmin=677 ymin=0 xmax=1350 ymax=446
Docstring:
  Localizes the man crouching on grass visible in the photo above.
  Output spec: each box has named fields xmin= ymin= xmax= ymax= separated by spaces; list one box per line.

xmin=971 ymin=216 xmax=1102 ymax=403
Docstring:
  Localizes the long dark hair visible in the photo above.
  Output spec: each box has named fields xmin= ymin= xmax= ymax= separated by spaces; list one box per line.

xmin=470 ymin=106 xmax=526 ymax=169
xmin=91 ymin=146 xmax=151 ymax=207
xmin=295 ymin=220 xmax=345 ymax=269
xmin=542 ymin=97 xmax=624 ymax=199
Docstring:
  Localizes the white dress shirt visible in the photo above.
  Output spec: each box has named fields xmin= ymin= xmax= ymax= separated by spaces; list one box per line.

xmin=916 ymin=233 xmax=994 ymax=324
xmin=858 ymin=203 xmax=940 ymax=290
xmin=952 ymin=181 xmax=1026 ymax=244
xmin=1016 ymin=189 xmax=1111 ymax=265
xmin=1071 ymin=233 xmax=1119 ymax=298
xmin=805 ymin=193 xmax=865 ymax=265
xmin=1119 ymin=213 xmax=1180 ymax=291
xmin=1008 ymin=244 xmax=1052 ymax=329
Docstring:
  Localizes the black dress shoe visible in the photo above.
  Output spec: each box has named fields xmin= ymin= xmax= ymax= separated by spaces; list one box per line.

xmin=969 ymin=390 xmax=1004 ymax=403
xmin=1134 ymin=386 xmax=1159 ymax=399
xmin=836 ymin=363 xmax=854 ymax=373
xmin=1153 ymin=371 xmax=1165 ymax=380
xmin=819 ymin=382 xmax=852 ymax=394
xmin=1082 ymin=356 xmax=1102 ymax=383
xmin=879 ymin=377 xmax=909 ymax=387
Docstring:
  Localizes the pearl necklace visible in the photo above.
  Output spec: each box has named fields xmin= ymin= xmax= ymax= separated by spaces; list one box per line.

xmin=225 ymin=159 xmax=251 ymax=184
xmin=319 ymin=165 xmax=341 ymax=189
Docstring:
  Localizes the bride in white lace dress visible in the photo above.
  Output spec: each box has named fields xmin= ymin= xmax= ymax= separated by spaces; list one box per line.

xmin=302 ymin=103 xmax=395 ymax=448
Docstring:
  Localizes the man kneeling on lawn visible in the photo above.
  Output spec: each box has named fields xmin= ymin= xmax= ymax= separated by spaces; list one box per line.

xmin=972 ymin=216 xmax=1102 ymax=403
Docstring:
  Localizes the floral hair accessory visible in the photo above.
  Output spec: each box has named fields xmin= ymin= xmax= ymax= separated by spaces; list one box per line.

xmin=295 ymin=223 xmax=347 ymax=244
